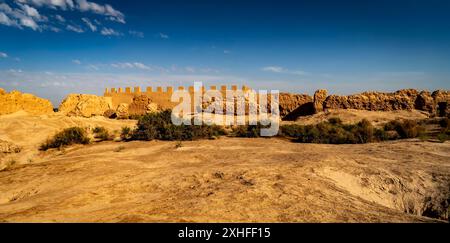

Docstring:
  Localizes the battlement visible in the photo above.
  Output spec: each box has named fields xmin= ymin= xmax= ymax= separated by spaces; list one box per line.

xmin=105 ymin=85 xmax=251 ymax=96
xmin=104 ymin=85 xmax=252 ymax=110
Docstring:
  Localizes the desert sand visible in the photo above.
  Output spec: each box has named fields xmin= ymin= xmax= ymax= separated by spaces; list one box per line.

xmin=0 ymin=110 xmax=449 ymax=223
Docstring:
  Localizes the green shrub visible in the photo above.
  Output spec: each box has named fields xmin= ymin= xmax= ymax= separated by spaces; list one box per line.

xmin=40 ymin=127 xmax=90 ymax=151
xmin=120 ymin=126 xmax=133 ymax=141
xmin=278 ymin=119 xmax=427 ymax=144
xmin=384 ymin=120 xmax=425 ymax=139
xmin=437 ymin=132 xmax=449 ymax=143
xmin=131 ymin=110 xmax=226 ymax=141
xmin=93 ymin=126 xmax=112 ymax=141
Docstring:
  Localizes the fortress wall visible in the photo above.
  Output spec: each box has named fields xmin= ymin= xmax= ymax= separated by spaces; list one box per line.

xmin=105 ymin=85 xmax=252 ymax=110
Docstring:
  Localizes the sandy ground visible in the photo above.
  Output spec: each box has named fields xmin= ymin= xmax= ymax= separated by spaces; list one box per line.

xmin=286 ymin=109 xmax=430 ymax=127
xmin=0 ymin=110 xmax=449 ymax=223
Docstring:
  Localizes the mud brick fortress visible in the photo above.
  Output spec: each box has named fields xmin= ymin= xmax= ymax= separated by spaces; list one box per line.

xmin=104 ymin=85 xmax=252 ymax=110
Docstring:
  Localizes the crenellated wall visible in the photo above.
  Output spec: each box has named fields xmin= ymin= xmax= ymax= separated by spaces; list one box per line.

xmin=104 ymin=85 xmax=252 ymax=110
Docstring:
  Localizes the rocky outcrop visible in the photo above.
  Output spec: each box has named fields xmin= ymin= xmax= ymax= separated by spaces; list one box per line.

xmin=279 ymin=93 xmax=313 ymax=119
xmin=414 ymin=91 xmax=435 ymax=113
xmin=59 ymin=94 xmax=112 ymax=118
xmin=432 ymin=90 xmax=450 ymax=117
xmin=128 ymin=95 xmax=160 ymax=116
xmin=0 ymin=140 xmax=21 ymax=154
xmin=313 ymin=89 xmax=328 ymax=113
xmin=0 ymin=89 xmax=54 ymax=116
xmin=116 ymin=103 xmax=129 ymax=119
xmin=324 ymin=89 xmax=420 ymax=111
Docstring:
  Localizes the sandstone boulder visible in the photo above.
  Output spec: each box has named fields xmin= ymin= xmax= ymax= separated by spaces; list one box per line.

xmin=128 ymin=95 xmax=160 ymax=116
xmin=414 ymin=91 xmax=435 ymax=113
xmin=116 ymin=103 xmax=129 ymax=119
xmin=0 ymin=89 xmax=54 ymax=116
xmin=0 ymin=140 xmax=21 ymax=154
xmin=313 ymin=89 xmax=328 ymax=113
xmin=59 ymin=94 xmax=112 ymax=118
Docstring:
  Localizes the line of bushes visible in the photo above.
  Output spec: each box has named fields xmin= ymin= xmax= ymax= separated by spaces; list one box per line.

xmin=279 ymin=118 xmax=426 ymax=144
xmin=40 ymin=112 xmax=445 ymax=151
xmin=123 ymin=110 xmax=226 ymax=141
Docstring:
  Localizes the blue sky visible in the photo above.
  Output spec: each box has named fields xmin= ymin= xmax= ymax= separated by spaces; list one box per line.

xmin=1 ymin=0 xmax=450 ymax=105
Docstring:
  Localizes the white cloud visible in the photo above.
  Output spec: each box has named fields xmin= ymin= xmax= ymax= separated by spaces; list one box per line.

xmin=100 ymin=27 xmax=120 ymax=36
xmin=46 ymin=25 xmax=61 ymax=32
xmin=0 ymin=52 xmax=8 ymax=58
xmin=15 ymin=0 xmax=75 ymax=10
xmin=262 ymin=66 xmax=284 ymax=73
xmin=0 ymin=2 xmax=40 ymax=30
xmin=185 ymin=67 xmax=196 ymax=73
xmin=87 ymin=64 xmax=99 ymax=70
xmin=66 ymin=24 xmax=83 ymax=33
xmin=0 ymin=12 xmax=20 ymax=28
xmin=133 ymin=62 xmax=151 ymax=70
xmin=8 ymin=69 xmax=23 ymax=73
xmin=72 ymin=59 xmax=81 ymax=64
xmin=262 ymin=66 xmax=308 ymax=75
xmin=129 ymin=30 xmax=144 ymax=38
xmin=19 ymin=4 xmax=42 ymax=20
xmin=19 ymin=16 xmax=39 ymax=30
xmin=111 ymin=62 xmax=151 ymax=70
xmin=223 ymin=50 xmax=230 ymax=54
xmin=0 ymin=1 xmax=126 ymax=35
xmin=81 ymin=17 xmax=96 ymax=32
xmin=76 ymin=0 xmax=125 ymax=23
xmin=158 ymin=32 xmax=169 ymax=39
xmin=54 ymin=14 xmax=65 ymax=22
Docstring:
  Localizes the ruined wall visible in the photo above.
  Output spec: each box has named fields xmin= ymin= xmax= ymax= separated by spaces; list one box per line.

xmin=0 ymin=88 xmax=54 ymax=116
xmin=104 ymin=85 xmax=252 ymax=113
xmin=59 ymin=94 xmax=113 ymax=118
xmin=318 ymin=89 xmax=450 ymax=117
xmin=103 ymin=86 xmax=450 ymax=120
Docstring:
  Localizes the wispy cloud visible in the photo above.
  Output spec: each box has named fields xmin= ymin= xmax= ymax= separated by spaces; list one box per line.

xmin=81 ymin=17 xmax=97 ymax=32
xmin=87 ymin=64 xmax=100 ymax=70
xmin=223 ymin=50 xmax=230 ymax=54
xmin=72 ymin=59 xmax=82 ymax=65
xmin=0 ymin=1 xmax=125 ymax=34
xmin=111 ymin=62 xmax=151 ymax=70
xmin=0 ymin=52 xmax=8 ymax=58
xmin=100 ymin=27 xmax=121 ymax=36
xmin=262 ymin=66 xmax=308 ymax=75
xmin=0 ymin=2 xmax=40 ymax=30
xmin=158 ymin=32 xmax=169 ymax=39
xmin=129 ymin=30 xmax=144 ymax=38
xmin=54 ymin=14 xmax=65 ymax=22
xmin=16 ymin=0 xmax=125 ymax=23
xmin=66 ymin=24 xmax=84 ymax=33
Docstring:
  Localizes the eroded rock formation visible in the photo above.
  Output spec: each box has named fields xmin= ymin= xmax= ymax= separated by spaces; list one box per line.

xmin=59 ymin=94 xmax=112 ymax=118
xmin=0 ymin=140 xmax=21 ymax=154
xmin=128 ymin=95 xmax=160 ymax=116
xmin=0 ymin=89 xmax=54 ymax=116
xmin=313 ymin=89 xmax=328 ymax=113
xmin=279 ymin=93 xmax=313 ymax=119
